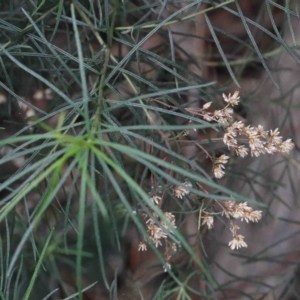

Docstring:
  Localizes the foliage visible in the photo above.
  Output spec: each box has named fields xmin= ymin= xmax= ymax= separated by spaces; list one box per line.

xmin=0 ymin=1 xmax=298 ymax=299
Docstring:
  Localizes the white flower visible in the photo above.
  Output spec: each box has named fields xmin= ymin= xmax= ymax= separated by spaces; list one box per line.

xmin=138 ymin=242 xmax=147 ymax=251
xmin=278 ymin=139 xmax=294 ymax=153
xmin=202 ymin=214 xmax=214 ymax=229
xmin=222 ymin=91 xmax=240 ymax=106
xmin=173 ymin=182 xmax=192 ymax=199
xmin=213 ymin=165 xmax=225 ymax=178
xmin=228 ymin=235 xmax=247 ymax=250
xmin=215 ymin=154 xmax=229 ymax=164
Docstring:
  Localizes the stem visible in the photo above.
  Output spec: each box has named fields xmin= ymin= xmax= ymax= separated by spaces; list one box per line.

xmin=91 ymin=47 xmax=111 ymax=136
xmin=90 ymin=0 xmax=119 ymax=137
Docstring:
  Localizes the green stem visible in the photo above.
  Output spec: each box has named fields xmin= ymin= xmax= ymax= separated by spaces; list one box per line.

xmin=91 ymin=0 xmax=119 ymax=137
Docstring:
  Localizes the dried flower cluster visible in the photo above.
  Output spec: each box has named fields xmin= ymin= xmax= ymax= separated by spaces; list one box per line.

xmin=138 ymin=211 xmax=176 ymax=248
xmin=138 ymin=210 xmax=178 ymax=271
xmin=164 ymin=91 xmax=293 ymax=178
xmin=201 ymin=213 xmax=214 ymax=229
xmin=201 ymin=92 xmax=238 ymax=123
xmin=200 ymin=92 xmax=294 ymax=178
xmin=138 ymin=184 xmax=191 ymax=271
xmin=139 ymin=180 xmax=262 ymax=271
xmin=201 ymin=200 xmax=262 ymax=250
xmin=223 ymin=122 xmax=294 ymax=158
xmin=228 ymin=223 xmax=248 ymax=250
xmin=139 ymin=91 xmax=294 ymax=271
xmin=212 ymin=154 xmax=229 ymax=179
xmin=172 ymin=181 xmax=192 ymax=199
xmin=222 ymin=200 xmax=262 ymax=223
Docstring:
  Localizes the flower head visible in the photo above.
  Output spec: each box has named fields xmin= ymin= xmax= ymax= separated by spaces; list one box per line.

xmin=138 ymin=241 xmax=147 ymax=251
xmin=202 ymin=214 xmax=214 ymax=229
xmin=173 ymin=182 xmax=192 ymax=199
xmin=222 ymin=91 xmax=240 ymax=106
xmin=228 ymin=235 xmax=247 ymax=250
